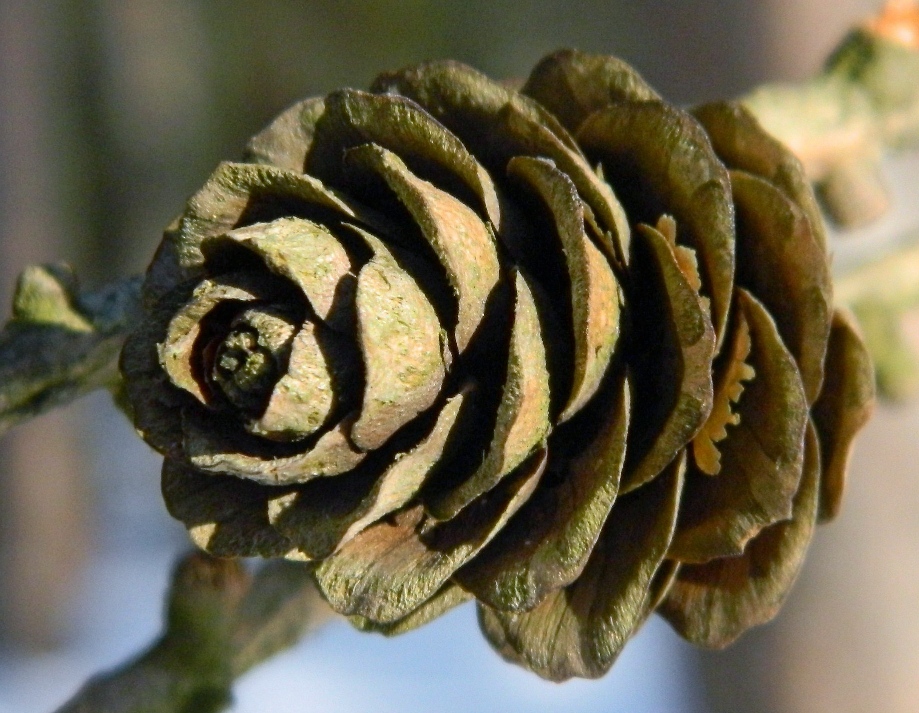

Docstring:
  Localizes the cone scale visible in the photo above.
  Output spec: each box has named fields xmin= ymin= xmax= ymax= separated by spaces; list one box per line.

xmin=122 ymin=50 xmax=875 ymax=681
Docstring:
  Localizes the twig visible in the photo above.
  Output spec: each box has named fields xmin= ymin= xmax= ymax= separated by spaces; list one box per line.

xmin=743 ymin=1 xmax=919 ymax=226
xmin=834 ymin=229 xmax=919 ymax=399
xmin=0 ymin=265 xmax=141 ymax=437
xmin=55 ymin=553 xmax=332 ymax=713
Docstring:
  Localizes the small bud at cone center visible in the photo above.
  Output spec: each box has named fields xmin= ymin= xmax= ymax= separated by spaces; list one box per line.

xmin=212 ymin=327 xmax=278 ymax=410
xmin=208 ymin=305 xmax=298 ymax=412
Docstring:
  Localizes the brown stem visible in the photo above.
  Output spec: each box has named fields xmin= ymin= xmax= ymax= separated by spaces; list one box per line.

xmin=0 ymin=266 xmax=142 ymax=437
xmin=742 ymin=1 xmax=919 ymax=226
xmin=55 ymin=553 xmax=332 ymax=713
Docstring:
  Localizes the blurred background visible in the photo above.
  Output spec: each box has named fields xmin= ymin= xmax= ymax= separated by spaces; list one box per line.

xmin=1 ymin=1 xmax=916 ymax=711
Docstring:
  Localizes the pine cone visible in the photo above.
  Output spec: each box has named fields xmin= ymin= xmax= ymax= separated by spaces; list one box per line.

xmin=122 ymin=50 xmax=875 ymax=681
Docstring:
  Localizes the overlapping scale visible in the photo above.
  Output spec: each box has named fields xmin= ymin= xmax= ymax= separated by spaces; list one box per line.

xmin=308 ymin=90 xmax=502 ymax=229
xmin=691 ymin=101 xmax=828 ymax=251
xmin=507 ymin=156 xmax=620 ymax=422
xmin=220 ymin=217 xmax=354 ymax=326
xmin=811 ymin=309 xmax=875 ymax=521
xmin=244 ymin=97 xmax=325 ymax=172
xmin=661 ymin=423 xmax=821 ymax=647
xmin=456 ymin=375 xmax=629 ymax=612
xmin=669 ymin=290 xmax=808 ymax=563
xmin=426 ymin=270 xmax=551 ymax=520
xmin=145 ymin=161 xmax=379 ymax=301
xmin=522 ymin=49 xmax=660 ymax=133
xmin=351 ymin=581 xmax=474 ymax=636
xmin=731 ymin=170 xmax=832 ymax=404
xmin=369 ymin=59 xmax=582 ymax=158
xmin=347 ymin=143 xmax=500 ymax=353
xmin=122 ymin=50 xmax=876 ymax=684
xmin=577 ymin=101 xmax=736 ymax=347
xmin=371 ymin=60 xmax=632 ymax=262
xmin=182 ymin=413 xmax=365 ymax=485
xmin=313 ymin=449 xmax=546 ymax=624
xmin=162 ymin=459 xmax=296 ymax=559
xmin=347 ymin=226 xmax=447 ymax=451
xmin=268 ymin=388 xmax=472 ymax=558
xmin=159 ymin=273 xmax=268 ymax=404
xmin=620 ymin=220 xmax=715 ymax=492
xmin=478 ymin=455 xmax=684 ymax=681
xmin=496 ymin=100 xmax=631 ymax=262
xmin=247 ymin=322 xmax=342 ymax=441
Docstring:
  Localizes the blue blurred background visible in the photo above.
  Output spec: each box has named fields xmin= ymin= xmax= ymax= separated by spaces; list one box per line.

xmin=2 ymin=2 xmax=918 ymax=711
